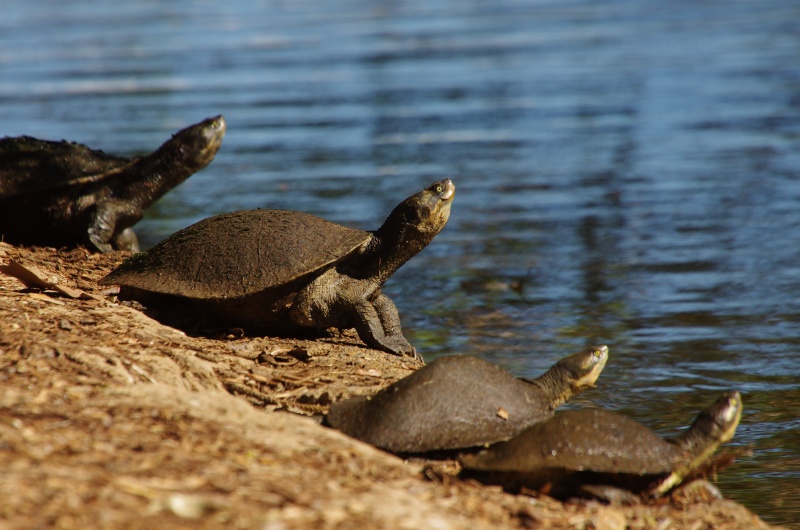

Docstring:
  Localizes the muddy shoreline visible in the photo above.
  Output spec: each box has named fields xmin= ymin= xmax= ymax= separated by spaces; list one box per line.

xmin=0 ymin=242 xmax=782 ymax=529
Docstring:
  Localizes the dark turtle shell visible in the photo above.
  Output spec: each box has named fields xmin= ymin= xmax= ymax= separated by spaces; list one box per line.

xmin=0 ymin=136 xmax=130 ymax=197
xmin=100 ymin=209 xmax=371 ymax=299
xmin=462 ymin=408 xmax=680 ymax=475
xmin=325 ymin=346 xmax=608 ymax=454
xmin=459 ymin=391 xmax=743 ymax=497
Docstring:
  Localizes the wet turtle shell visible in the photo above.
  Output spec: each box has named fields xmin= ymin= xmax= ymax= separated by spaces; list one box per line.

xmin=0 ymin=115 xmax=225 ymax=252
xmin=100 ymin=179 xmax=456 ymax=357
xmin=325 ymin=346 xmax=608 ymax=454
xmin=459 ymin=390 xmax=742 ymax=498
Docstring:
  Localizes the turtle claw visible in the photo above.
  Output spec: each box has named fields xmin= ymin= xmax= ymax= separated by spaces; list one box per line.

xmin=377 ymin=337 xmax=420 ymax=361
xmin=388 ymin=337 xmax=421 ymax=361
xmin=407 ymin=347 xmax=424 ymax=363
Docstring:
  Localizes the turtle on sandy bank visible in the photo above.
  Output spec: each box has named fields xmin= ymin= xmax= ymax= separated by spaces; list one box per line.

xmin=100 ymin=179 xmax=455 ymax=358
xmin=325 ymin=346 xmax=609 ymax=454
xmin=459 ymin=390 xmax=743 ymax=501
xmin=0 ymin=115 xmax=226 ymax=252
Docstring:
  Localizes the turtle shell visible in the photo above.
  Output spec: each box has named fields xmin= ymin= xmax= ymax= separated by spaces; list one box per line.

xmin=100 ymin=209 xmax=371 ymax=299
xmin=460 ymin=408 xmax=680 ymax=476
xmin=0 ymin=136 xmax=131 ymax=197
xmin=325 ymin=355 xmax=558 ymax=454
xmin=460 ymin=409 xmax=683 ymax=490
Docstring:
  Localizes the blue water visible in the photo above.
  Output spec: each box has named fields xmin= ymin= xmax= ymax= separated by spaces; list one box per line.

xmin=2 ymin=0 xmax=799 ymax=525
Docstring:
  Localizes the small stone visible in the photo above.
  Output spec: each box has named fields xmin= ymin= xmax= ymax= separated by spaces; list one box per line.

xmin=166 ymin=494 xmax=215 ymax=519
xmin=589 ymin=506 xmax=626 ymax=530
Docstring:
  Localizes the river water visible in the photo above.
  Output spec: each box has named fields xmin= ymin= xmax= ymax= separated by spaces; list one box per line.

xmin=2 ymin=0 xmax=798 ymax=525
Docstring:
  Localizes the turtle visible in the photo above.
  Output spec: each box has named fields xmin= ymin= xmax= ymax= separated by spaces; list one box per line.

xmin=459 ymin=390 xmax=743 ymax=500
xmin=0 ymin=115 xmax=226 ymax=252
xmin=99 ymin=179 xmax=456 ymax=358
xmin=324 ymin=345 xmax=609 ymax=454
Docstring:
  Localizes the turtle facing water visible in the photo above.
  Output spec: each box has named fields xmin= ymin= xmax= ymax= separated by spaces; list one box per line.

xmin=100 ymin=179 xmax=455 ymax=358
xmin=325 ymin=345 xmax=609 ymax=454
xmin=459 ymin=390 xmax=743 ymax=499
xmin=0 ymin=115 xmax=226 ymax=252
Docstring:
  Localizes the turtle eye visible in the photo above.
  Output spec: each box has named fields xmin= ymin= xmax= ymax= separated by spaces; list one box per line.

xmin=435 ymin=185 xmax=443 ymax=193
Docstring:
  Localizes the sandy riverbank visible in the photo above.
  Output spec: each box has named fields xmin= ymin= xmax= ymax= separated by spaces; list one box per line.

xmin=0 ymin=242 xmax=781 ymax=529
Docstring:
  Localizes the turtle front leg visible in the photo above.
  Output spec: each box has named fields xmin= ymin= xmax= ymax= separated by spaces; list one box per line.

xmin=88 ymin=201 xmax=142 ymax=252
xmin=353 ymin=294 xmax=422 ymax=361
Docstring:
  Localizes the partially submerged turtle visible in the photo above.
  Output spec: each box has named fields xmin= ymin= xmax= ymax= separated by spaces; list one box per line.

xmin=100 ymin=179 xmax=455 ymax=358
xmin=0 ymin=115 xmax=226 ymax=252
xmin=459 ymin=390 xmax=742 ymax=500
xmin=325 ymin=345 xmax=609 ymax=454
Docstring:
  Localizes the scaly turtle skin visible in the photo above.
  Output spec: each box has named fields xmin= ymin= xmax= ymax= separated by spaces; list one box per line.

xmin=459 ymin=391 xmax=742 ymax=499
xmin=100 ymin=179 xmax=455 ymax=359
xmin=325 ymin=345 xmax=608 ymax=454
xmin=0 ymin=116 xmax=226 ymax=252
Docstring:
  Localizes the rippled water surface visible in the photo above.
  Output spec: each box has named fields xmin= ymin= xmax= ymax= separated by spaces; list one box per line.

xmin=3 ymin=0 xmax=799 ymax=525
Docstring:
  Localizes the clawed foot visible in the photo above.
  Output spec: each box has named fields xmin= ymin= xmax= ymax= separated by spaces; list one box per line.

xmin=387 ymin=338 xmax=422 ymax=362
xmin=368 ymin=335 xmax=424 ymax=363
xmin=396 ymin=345 xmax=423 ymax=363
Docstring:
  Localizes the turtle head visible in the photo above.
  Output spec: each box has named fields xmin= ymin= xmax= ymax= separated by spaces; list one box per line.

xmin=369 ymin=179 xmax=455 ymax=281
xmin=379 ymin=179 xmax=456 ymax=234
xmin=524 ymin=345 xmax=608 ymax=407
xmin=557 ymin=344 xmax=609 ymax=392
xmin=163 ymin=115 xmax=226 ymax=170
xmin=392 ymin=178 xmax=456 ymax=237
xmin=686 ymin=390 xmax=743 ymax=448
xmin=655 ymin=390 xmax=743 ymax=496
xmin=108 ymin=115 xmax=227 ymax=211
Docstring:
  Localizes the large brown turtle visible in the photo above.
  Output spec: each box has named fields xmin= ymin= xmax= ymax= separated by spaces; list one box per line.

xmin=100 ymin=179 xmax=455 ymax=358
xmin=325 ymin=345 xmax=609 ymax=454
xmin=0 ymin=115 xmax=226 ymax=252
xmin=459 ymin=390 xmax=743 ymax=500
